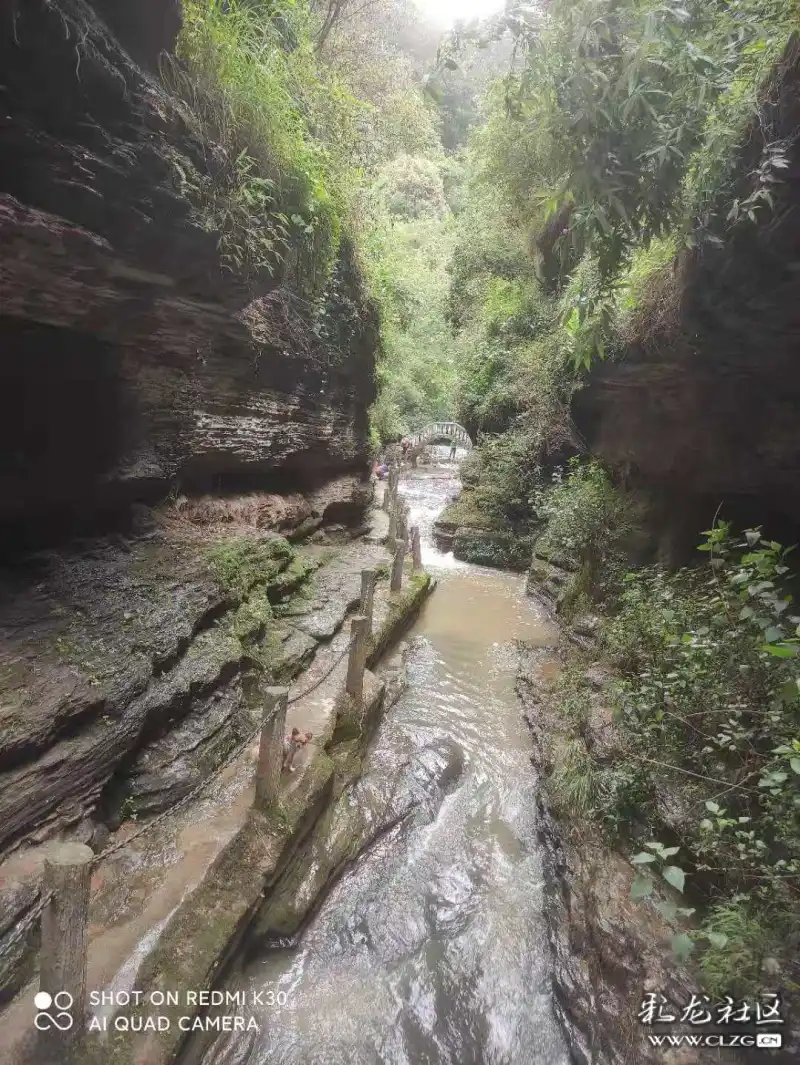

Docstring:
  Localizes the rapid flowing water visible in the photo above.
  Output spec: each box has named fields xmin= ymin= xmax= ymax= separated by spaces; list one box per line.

xmin=188 ymin=458 xmax=569 ymax=1065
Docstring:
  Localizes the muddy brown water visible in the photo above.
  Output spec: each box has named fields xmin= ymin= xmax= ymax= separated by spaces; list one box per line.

xmin=187 ymin=457 xmax=569 ymax=1065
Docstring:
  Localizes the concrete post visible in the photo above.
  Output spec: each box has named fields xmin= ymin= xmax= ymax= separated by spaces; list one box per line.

xmin=382 ymin=468 xmax=395 ymax=513
xmin=359 ymin=569 xmax=376 ymax=635
xmin=390 ymin=539 xmax=407 ymax=593
xmin=255 ymin=687 xmax=288 ymax=808
xmin=388 ymin=497 xmax=398 ymax=541
xmin=345 ymin=615 xmax=369 ymax=704
xmin=411 ymin=526 xmax=422 ymax=570
xmin=39 ymin=843 xmax=93 ymax=1062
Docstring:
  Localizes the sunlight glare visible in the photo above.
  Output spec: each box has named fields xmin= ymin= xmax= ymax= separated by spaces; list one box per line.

xmin=414 ymin=0 xmax=505 ymax=30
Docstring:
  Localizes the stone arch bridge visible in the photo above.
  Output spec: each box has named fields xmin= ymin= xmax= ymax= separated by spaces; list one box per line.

xmin=405 ymin=421 xmax=473 ymax=455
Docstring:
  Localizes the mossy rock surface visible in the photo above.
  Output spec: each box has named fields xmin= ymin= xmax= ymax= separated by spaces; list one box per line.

xmin=76 ymin=557 xmax=435 ymax=1065
xmin=367 ymin=571 xmax=434 ymax=666
xmin=453 ymin=528 xmax=535 ymax=571
xmin=437 ymin=490 xmax=493 ymax=531
xmin=206 ymin=534 xmax=296 ymax=601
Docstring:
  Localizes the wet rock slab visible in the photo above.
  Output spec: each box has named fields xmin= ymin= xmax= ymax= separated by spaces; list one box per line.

xmin=71 ymin=576 xmax=434 ymax=1065
xmin=0 ymin=536 xmax=222 ymax=854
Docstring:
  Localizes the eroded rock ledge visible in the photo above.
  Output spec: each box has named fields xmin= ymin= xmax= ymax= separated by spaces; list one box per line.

xmin=0 ymin=0 xmax=382 ymax=1027
xmin=0 ymin=0 xmax=377 ymax=546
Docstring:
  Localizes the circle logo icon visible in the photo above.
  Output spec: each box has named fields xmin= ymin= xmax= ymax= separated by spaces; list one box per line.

xmin=34 ymin=990 xmax=74 ymax=1031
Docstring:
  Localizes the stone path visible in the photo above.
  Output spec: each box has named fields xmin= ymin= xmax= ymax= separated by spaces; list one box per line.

xmin=1 ymin=531 xmax=395 ymax=1060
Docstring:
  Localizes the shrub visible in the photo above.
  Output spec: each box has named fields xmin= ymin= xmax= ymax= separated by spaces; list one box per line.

xmin=373 ymin=154 xmax=447 ymax=220
xmin=599 ymin=523 xmax=800 ymax=990
xmin=533 ymin=459 xmax=637 ymax=599
xmin=467 ymin=428 xmax=544 ymax=529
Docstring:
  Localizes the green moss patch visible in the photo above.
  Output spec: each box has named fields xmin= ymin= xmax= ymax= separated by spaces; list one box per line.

xmin=368 ymin=571 xmax=434 ymax=666
xmin=206 ymin=535 xmax=295 ymax=601
xmin=453 ymin=528 xmax=536 ymax=571
xmin=438 ymin=490 xmax=493 ymax=531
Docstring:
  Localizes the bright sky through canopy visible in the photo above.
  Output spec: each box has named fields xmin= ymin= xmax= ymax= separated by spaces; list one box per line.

xmin=415 ymin=0 xmax=505 ymax=29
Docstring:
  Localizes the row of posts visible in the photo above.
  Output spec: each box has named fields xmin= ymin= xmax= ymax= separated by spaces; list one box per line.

xmin=34 ymin=466 xmax=424 ymax=1061
xmin=254 ymin=478 xmax=421 ymax=805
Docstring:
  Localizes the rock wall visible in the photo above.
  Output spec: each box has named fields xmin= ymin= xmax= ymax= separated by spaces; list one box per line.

xmin=519 ymin=645 xmax=746 ymax=1065
xmin=0 ymin=0 xmax=378 ymax=549
xmin=571 ymin=36 xmax=800 ymax=561
xmin=0 ymin=0 xmax=380 ymax=916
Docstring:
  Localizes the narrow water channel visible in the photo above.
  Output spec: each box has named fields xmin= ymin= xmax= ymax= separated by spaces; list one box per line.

xmin=190 ymin=458 xmax=569 ymax=1065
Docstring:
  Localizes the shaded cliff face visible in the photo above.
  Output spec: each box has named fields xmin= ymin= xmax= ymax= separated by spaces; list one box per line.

xmin=571 ymin=38 xmax=800 ymax=560
xmin=0 ymin=0 xmax=380 ymax=949
xmin=0 ymin=0 xmax=378 ymax=548
xmin=90 ymin=0 xmax=182 ymax=68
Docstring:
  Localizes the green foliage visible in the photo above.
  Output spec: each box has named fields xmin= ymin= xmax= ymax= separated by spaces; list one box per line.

xmin=446 ymin=139 xmax=578 ymax=446
xmin=460 ymin=429 xmax=543 ymax=529
xmin=434 ymin=0 xmax=800 ymax=1000
xmin=426 ymin=23 xmax=515 ymax=152
xmin=699 ymin=898 xmax=784 ymax=998
xmin=446 ymin=0 xmax=796 ymax=373
xmin=599 ymin=523 xmax=800 ymax=992
xmin=172 ymin=148 xmax=293 ymax=279
xmin=550 ymin=737 xmax=599 ymax=817
xmin=364 ymin=212 xmax=458 ymax=442
xmin=630 ymin=840 xmax=687 ymax=901
xmin=119 ymin=796 xmax=139 ymax=824
xmin=373 ymin=153 xmax=447 ymax=220
xmin=207 ymin=535 xmax=295 ymax=600
xmin=447 ymin=177 xmax=532 ymax=331
xmin=314 ymin=0 xmax=443 ymax=169
xmin=164 ymin=0 xmax=457 ymax=432
xmin=168 ymin=0 xmax=361 ymax=292
xmin=534 ymin=459 xmax=636 ymax=593
xmin=617 ymin=235 xmax=679 ymax=314
xmin=497 ymin=0 xmax=795 ymax=281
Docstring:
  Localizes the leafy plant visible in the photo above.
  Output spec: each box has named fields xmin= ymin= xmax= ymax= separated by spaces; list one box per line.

xmin=600 ymin=522 xmax=800 ymax=991
xmin=165 ymin=0 xmax=356 ymax=292
xmin=630 ymin=839 xmax=689 ymax=901
xmin=534 ymin=459 xmax=636 ymax=599
xmin=550 ymin=737 xmax=599 ymax=817
xmin=120 ymin=796 xmax=139 ymax=824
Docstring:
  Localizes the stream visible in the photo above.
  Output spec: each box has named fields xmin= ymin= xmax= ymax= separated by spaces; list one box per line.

xmin=187 ymin=456 xmax=569 ymax=1065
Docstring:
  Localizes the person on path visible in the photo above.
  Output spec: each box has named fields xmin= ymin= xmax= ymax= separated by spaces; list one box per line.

xmin=282 ymin=728 xmax=313 ymax=773
xmin=449 ymin=441 xmax=457 ymax=461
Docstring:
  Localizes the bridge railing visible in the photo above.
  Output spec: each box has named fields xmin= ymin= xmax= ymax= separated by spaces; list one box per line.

xmin=404 ymin=422 xmax=473 ymax=452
